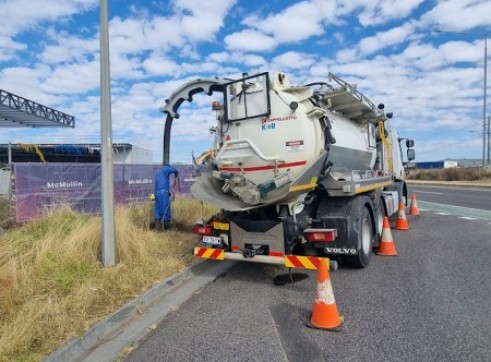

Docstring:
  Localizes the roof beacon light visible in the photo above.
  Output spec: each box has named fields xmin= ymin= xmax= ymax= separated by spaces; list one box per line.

xmin=212 ymin=101 xmax=222 ymax=111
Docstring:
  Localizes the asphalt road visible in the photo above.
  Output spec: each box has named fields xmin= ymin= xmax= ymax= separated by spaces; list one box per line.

xmin=124 ymin=208 xmax=491 ymax=362
xmin=408 ymin=184 xmax=491 ymax=210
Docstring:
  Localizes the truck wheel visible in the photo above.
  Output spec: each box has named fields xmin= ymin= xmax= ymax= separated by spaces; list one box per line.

xmin=375 ymin=204 xmax=385 ymax=245
xmin=345 ymin=206 xmax=373 ymax=268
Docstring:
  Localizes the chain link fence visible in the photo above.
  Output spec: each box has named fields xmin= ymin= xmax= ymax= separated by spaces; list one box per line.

xmin=0 ymin=168 xmax=14 ymax=231
xmin=0 ymin=169 xmax=12 ymax=199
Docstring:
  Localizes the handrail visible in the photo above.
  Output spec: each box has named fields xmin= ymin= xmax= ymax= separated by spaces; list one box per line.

xmin=217 ymin=138 xmax=285 ymax=163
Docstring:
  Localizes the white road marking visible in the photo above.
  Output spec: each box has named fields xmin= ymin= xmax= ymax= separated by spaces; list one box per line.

xmin=459 ymin=217 xmax=477 ymax=220
xmin=418 ymin=201 xmax=491 ymax=221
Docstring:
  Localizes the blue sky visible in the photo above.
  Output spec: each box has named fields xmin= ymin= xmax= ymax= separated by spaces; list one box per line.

xmin=1 ymin=0 xmax=490 ymax=163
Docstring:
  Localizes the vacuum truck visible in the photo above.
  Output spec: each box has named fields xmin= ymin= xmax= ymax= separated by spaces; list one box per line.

xmin=160 ymin=72 xmax=415 ymax=268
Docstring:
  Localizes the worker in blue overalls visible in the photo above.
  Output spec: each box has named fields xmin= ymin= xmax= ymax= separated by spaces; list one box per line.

xmin=154 ymin=164 xmax=179 ymax=230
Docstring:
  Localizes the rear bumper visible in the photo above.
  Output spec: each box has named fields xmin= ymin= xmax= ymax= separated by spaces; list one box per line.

xmin=194 ymin=247 xmax=335 ymax=270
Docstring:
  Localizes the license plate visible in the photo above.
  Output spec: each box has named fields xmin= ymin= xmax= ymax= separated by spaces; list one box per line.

xmin=202 ymin=236 xmax=222 ymax=246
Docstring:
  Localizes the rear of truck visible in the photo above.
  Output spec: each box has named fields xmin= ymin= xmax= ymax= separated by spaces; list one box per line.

xmin=161 ymin=71 xmax=414 ymax=268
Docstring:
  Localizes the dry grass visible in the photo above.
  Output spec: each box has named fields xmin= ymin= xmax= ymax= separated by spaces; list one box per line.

xmin=408 ymin=167 xmax=491 ymax=182
xmin=0 ymin=197 xmax=217 ymax=362
xmin=0 ymin=198 xmax=15 ymax=231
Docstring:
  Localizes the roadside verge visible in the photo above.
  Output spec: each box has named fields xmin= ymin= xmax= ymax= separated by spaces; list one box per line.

xmin=407 ymin=180 xmax=491 ymax=188
xmin=45 ymin=259 xmax=236 ymax=362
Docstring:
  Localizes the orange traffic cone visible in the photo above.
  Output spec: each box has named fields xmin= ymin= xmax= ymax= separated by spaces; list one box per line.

xmin=307 ymin=258 xmax=343 ymax=330
xmin=376 ymin=217 xmax=397 ymax=256
xmin=395 ymin=201 xmax=410 ymax=230
xmin=409 ymin=194 xmax=420 ymax=216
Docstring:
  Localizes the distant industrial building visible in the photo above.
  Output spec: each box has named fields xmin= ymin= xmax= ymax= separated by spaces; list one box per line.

xmin=1 ymin=88 xmax=77 ymax=198
xmin=413 ymin=160 xmax=458 ymax=169
xmin=1 ymin=88 xmax=153 ymax=167
xmin=0 ymin=143 xmax=152 ymax=167
xmin=411 ymin=159 xmax=482 ymax=169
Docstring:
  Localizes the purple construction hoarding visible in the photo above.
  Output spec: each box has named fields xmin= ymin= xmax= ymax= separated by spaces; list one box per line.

xmin=14 ymin=163 xmax=199 ymax=222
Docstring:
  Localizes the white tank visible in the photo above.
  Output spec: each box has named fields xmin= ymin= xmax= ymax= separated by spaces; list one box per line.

xmin=191 ymin=72 xmax=380 ymax=210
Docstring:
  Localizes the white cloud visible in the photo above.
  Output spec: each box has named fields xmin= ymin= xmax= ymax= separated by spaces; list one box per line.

xmin=0 ymin=36 xmax=26 ymax=62
xmin=421 ymin=0 xmax=491 ymax=32
xmin=39 ymin=32 xmax=98 ymax=64
xmin=359 ymin=22 xmax=415 ymax=56
xmin=143 ymin=55 xmax=180 ymax=76
xmin=335 ymin=48 xmax=358 ymax=63
xmin=224 ymin=29 xmax=276 ymax=52
xmin=41 ymin=61 xmax=100 ymax=95
xmin=242 ymin=0 xmax=331 ymax=43
xmin=207 ymin=52 xmax=230 ymax=63
xmin=356 ymin=0 xmax=425 ymax=26
xmin=140 ymin=16 xmax=186 ymax=50
xmin=173 ymin=0 xmax=237 ymax=42
xmin=438 ymin=41 xmax=483 ymax=64
xmin=206 ymin=52 xmax=265 ymax=67
xmin=243 ymin=54 xmax=266 ymax=67
xmin=109 ymin=17 xmax=151 ymax=54
xmin=392 ymin=40 xmax=484 ymax=74
xmin=1 ymin=0 xmax=489 ymax=163
xmin=0 ymin=0 xmax=97 ymax=37
xmin=272 ymin=51 xmax=316 ymax=70
xmin=309 ymin=63 xmax=330 ymax=78
xmin=0 ymin=66 xmax=50 ymax=100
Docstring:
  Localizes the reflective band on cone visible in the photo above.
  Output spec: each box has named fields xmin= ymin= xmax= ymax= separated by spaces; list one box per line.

xmin=409 ymin=193 xmax=420 ymax=216
xmin=395 ymin=201 xmax=410 ymax=230
xmin=307 ymin=258 xmax=343 ymax=330
xmin=376 ymin=216 xmax=397 ymax=256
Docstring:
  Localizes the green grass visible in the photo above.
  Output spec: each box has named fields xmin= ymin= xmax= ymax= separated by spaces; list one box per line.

xmin=35 ymin=253 xmax=101 ymax=295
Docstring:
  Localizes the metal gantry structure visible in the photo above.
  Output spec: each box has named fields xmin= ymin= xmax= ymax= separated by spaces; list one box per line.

xmin=0 ymin=89 xmax=75 ymax=128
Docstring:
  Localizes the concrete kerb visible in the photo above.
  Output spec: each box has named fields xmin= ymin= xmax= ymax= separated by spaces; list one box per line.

xmin=45 ymin=259 xmax=236 ymax=362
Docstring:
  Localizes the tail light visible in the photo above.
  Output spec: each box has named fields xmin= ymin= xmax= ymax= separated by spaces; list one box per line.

xmin=193 ymin=225 xmax=212 ymax=235
xmin=304 ymin=228 xmax=337 ymax=242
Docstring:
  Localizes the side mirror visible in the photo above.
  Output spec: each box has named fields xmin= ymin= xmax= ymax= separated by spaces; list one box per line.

xmin=407 ymin=149 xmax=415 ymax=161
xmin=406 ymin=139 xmax=414 ymax=148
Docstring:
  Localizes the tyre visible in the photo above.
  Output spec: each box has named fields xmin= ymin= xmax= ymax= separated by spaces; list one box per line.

xmin=345 ymin=205 xmax=373 ymax=268
xmin=375 ymin=202 xmax=385 ymax=246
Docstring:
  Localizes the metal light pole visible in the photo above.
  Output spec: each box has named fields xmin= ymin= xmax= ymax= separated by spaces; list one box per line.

xmin=484 ymin=38 xmax=488 ymax=167
xmin=487 ymin=115 xmax=490 ymax=166
xmin=8 ymin=142 xmax=12 ymax=205
xmin=435 ymin=29 xmax=489 ymax=168
xmin=100 ymin=0 xmax=117 ymax=267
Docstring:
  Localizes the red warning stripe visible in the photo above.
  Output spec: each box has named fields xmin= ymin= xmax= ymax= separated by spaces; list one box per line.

xmin=219 ymin=160 xmax=307 ymax=172
xmin=286 ymin=255 xmax=304 ymax=268
xmin=284 ymin=255 xmax=329 ymax=270
xmin=210 ymin=249 xmax=223 ymax=259
xmin=309 ymin=257 xmax=322 ymax=270
xmin=195 ymin=247 xmax=206 ymax=257
xmin=194 ymin=247 xmax=225 ymax=260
